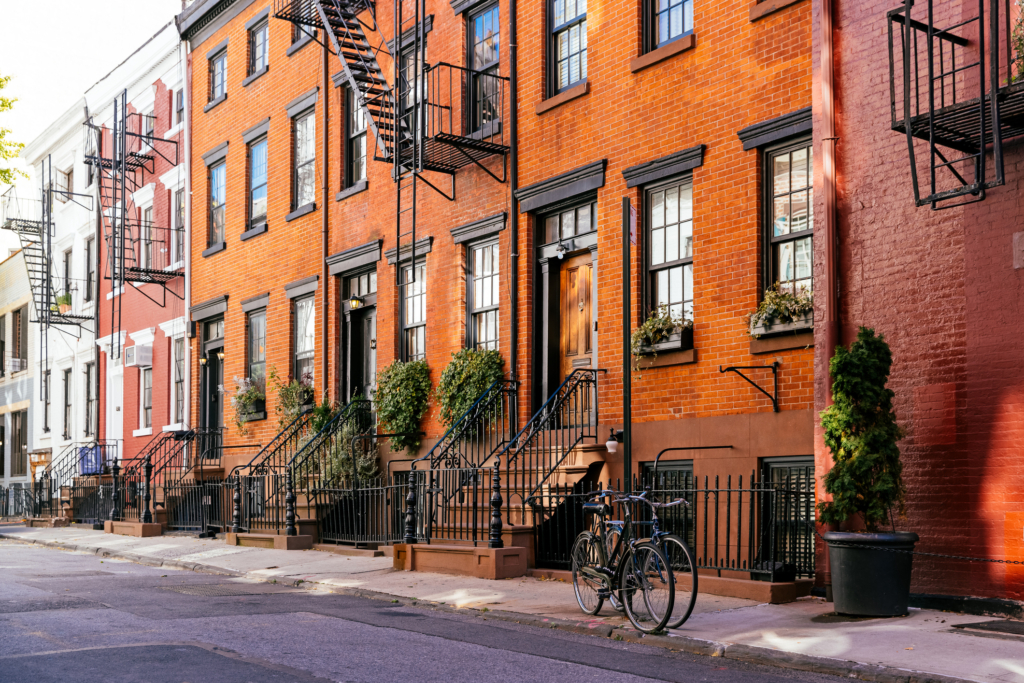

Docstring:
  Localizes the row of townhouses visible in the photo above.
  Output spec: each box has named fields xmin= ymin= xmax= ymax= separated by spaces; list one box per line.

xmin=0 ymin=0 xmax=1020 ymax=611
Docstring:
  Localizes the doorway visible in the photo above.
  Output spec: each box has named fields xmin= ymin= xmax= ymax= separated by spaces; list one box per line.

xmin=559 ymin=252 xmax=593 ymax=379
xmin=202 ymin=349 xmax=224 ymax=433
xmin=349 ymin=307 xmax=377 ymax=401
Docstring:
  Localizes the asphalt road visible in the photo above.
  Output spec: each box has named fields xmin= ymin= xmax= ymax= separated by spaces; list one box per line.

xmin=0 ymin=539 xmax=842 ymax=683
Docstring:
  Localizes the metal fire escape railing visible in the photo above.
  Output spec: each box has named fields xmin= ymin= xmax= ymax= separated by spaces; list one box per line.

xmin=888 ymin=0 xmax=1024 ymax=209
xmin=272 ymin=0 xmax=509 ymax=291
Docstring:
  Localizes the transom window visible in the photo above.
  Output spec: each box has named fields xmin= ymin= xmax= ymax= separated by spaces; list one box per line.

xmin=249 ymin=20 xmax=269 ymax=74
xmin=402 ymin=262 xmax=426 ymax=362
xmin=209 ymin=50 xmax=227 ymax=101
xmin=209 ymin=161 xmax=226 ymax=246
xmin=293 ymin=111 xmax=316 ymax=209
xmin=647 ymin=177 xmax=694 ymax=321
xmin=654 ymin=0 xmax=692 ymax=48
xmin=469 ymin=4 xmax=500 ymax=130
xmin=249 ymin=137 xmax=268 ymax=227
xmin=543 ymin=201 xmax=595 ymax=245
xmin=469 ymin=242 xmax=499 ymax=351
xmin=345 ymin=88 xmax=367 ymax=187
xmin=293 ymin=297 xmax=315 ymax=385
xmin=767 ymin=140 xmax=813 ymax=295
xmin=347 ymin=271 xmax=377 ymax=298
xmin=552 ymin=0 xmax=587 ymax=92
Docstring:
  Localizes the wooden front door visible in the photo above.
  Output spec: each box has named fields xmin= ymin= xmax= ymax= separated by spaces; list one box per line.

xmin=559 ymin=253 xmax=593 ymax=381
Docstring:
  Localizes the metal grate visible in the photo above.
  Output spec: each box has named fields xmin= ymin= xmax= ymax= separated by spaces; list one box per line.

xmin=159 ymin=583 xmax=297 ymax=597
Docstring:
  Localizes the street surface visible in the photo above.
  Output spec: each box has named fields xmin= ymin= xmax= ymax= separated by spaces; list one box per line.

xmin=0 ymin=539 xmax=843 ymax=683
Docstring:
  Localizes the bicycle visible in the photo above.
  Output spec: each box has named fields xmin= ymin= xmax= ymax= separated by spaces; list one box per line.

xmin=571 ymin=489 xmax=679 ymax=633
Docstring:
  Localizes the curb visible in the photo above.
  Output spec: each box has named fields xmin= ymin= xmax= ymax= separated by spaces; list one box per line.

xmin=1 ymin=532 xmax=976 ymax=683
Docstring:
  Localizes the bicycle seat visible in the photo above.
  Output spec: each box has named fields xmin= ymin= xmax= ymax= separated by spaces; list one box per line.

xmin=582 ymin=502 xmax=611 ymax=517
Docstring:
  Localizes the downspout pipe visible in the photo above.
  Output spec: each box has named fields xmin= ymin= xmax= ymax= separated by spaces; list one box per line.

xmin=322 ymin=44 xmax=330 ymax=399
xmin=89 ymin=106 xmax=102 ymax=445
xmin=509 ymin=0 xmax=519 ymax=384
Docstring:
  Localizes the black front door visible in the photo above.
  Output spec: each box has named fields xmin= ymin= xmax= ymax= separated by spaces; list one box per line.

xmin=350 ymin=308 xmax=377 ymax=401
xmin=203 ymin=350 xmax=224 ymax=432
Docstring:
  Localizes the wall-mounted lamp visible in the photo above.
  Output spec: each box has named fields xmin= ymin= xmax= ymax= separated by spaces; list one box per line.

xmin=217 ymin=351 xmax=225 ymax=361
xmin=555 ymin=240 xmax=567 ymax=260
xmin=199 ymin=357 xmax=208 ymax=366
xmin=605 ymin=428 xmax=624 ymax=454
xmin=349 ymin=296 xmax=364 ymax=309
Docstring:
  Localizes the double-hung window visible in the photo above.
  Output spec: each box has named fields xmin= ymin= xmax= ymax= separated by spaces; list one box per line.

xmin=468 ymin=4 xmax=500 ymax=131
xmin=551 ymin=0 xmax=587 ymax=93
xmin=247 ymin=309 xmax=266 ymax=411
xmin=62 ymin=250 xmax=72 ymax=298
xmin=345 ymin=88 xmax=367 ymax=187
xmin=141 ymin=206 xmax=154 ymax=269
xmin=402 ymin=262 xmax=426 ymax=361
xmin=293 ymin=297 xmax=315 ymax=385
xmin=62 ymin=368 xmax=72 ymax=440
xmin=249 ymin=20 xmax=269 ymax=75
xmin=11 ymin=411 xmax=26 ymax=478
xmin=43 ymin=370 xmax=51 ymax=433
xmin=173 ymin=337 xmax=185 ymax=424
xmin=140 ymin=367 xmax=152 ymax=430
xmin=649 ymin=0 xmax=692 ymax=49
xmin=399 ymin=48 xmax=424 ymax=139
xmin=85 ymin=362 xmax=96 ymax=437
xmin=293 ymin=111 xmax=316 ymax=210
xmin=173 ymin=189 xmax=185 ymax=263
xmin=12 ymin=307 xmax=25 ymax=370
xmin=209 ymin=161 xmax=226 ymax=246
xmin=209 ymin=49 xmax=227 ymax=101
xmin=766 ymin=140 xmax=813 ymax=295
xmin=647 ymin=177 xmax=694 ymax=322
xmin=249 ymin=137 xmax=268 ymax=227
xmin=469 ymin=242 xmax=499 ymax=350
xmin=175 ymin=89 xmax=185 ymax=126
xmin=84 ymin=238 xmax=94 ymax=301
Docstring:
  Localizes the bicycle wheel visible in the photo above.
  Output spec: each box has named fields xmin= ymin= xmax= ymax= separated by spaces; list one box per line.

xmin=571 ymin=532 xmax=605 ymax=615
xmin=620 ymin=542 xmax=674 ymax=634
xmin=659 ymin=534 xmax=698 ymax=628
xmin=603 ymin=524 xmax=625 ymax=613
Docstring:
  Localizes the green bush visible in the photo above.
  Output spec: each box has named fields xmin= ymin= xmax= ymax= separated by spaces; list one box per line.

xmin=323 ymin=415 xmax=379 ymax=484
xmin=269 ymin=367 xmax=315 ymax=429
xmin=230 ymin=376 xmax=265 ymax=436
xmin=435 ymin=349 xmax=504 ymax=430
xmin=375 ymin=359 xmax=431 ymax=452
xmin=818 ymin=327 xmax=906 ymax=531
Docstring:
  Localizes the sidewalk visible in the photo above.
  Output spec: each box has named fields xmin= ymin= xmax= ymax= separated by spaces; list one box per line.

xmin=1 ymin=525 xmax=1020 ymax=683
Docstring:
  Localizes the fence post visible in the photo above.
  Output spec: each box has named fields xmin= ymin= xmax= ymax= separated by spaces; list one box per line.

xmin=285 ymin=468 xmax=297 ymax=537
xmin=109 ymin=460 xmax=121 ymax=523
xmin=232 ymin=475 xmax=241 ymax=534
xmin=141 ymin=454 xmax=153 ymax=524
xmin=404 ymin=468 xmax=417 ymax=544
xmin=489 ymin=461 xmax=504 ymax=549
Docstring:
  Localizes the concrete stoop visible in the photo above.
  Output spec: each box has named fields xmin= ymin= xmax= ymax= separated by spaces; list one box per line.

xmin=226 ymin=532 xmax=313 ymax=550
xmin=393 ymin=543 xmax=528 ymax=579
xmin=104 ymin=520 xmax=163 ymax=538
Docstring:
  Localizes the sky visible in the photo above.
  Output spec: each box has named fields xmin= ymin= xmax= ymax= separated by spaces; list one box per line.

xmin=0 ymin=0 xmax=183 ymax=253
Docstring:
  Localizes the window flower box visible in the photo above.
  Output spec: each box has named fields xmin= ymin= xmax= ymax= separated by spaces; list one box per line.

xmin=749 ymin=311 xmax=813 ymax=338
xmin=636 ymin=326 xmax=694 ymax=355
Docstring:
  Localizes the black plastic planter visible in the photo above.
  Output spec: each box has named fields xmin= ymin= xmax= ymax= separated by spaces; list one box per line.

xmin=824 ymin=531 xmax=919 ymax=617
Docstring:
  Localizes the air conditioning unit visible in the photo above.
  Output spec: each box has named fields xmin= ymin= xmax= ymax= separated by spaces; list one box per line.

xmin=124 ymin=345 xmax=152 ymax=368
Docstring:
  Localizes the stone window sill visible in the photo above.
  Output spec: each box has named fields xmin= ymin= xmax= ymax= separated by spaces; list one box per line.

xmin=163 ymin=423 xmax=185 ymax=432
xmin=242 ymin=65 xmax=269 ymax=87
xmin=204 ymin=93 xmax=227 ymax=113
xmin=336 ymin=179 xmax=368 ymax=202
xmin=133 ymin=428 xmax=153 ymax=438
xmin=240 ymin=222 xmax=268 ymax=241
xmin=750 ymin=331 xmax=813 ymax=354
xmin=637 ymin=347 xmax=698 ymax=370
xmin=536 ymin=81 xmax=589 ymax=115
xmin=750 ymin=0 xmax=807 ymax=21
xmin=202 ymin=241 xmax=226 ymax=258
xmin=287 ymin=32 xmax=314 ymax=57
xmin=285 ymin=203 xmax=317 ymax=222
xmin=630 ymin=33 xmax=695 ymax=73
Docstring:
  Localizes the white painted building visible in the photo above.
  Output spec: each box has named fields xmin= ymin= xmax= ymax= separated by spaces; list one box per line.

xmin=0 ymin=249 xmax=35 ymax=489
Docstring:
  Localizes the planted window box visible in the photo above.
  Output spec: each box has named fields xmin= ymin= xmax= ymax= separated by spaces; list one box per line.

xmin=749 ymin=310 xmax=813 ymax=337
xmin=635 ymin=326 xmax=694 ymax=355
xmin=631 ymin=306 xmax=694 ymax=371
xmin=748 ymin=283 xmax=813 ymax=338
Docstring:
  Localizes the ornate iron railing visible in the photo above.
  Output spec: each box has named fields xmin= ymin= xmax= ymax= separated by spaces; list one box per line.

xmin=35 ymin=441 xmax=118 ymax=518
xmin=315 ymin=473 xmax=409 ymax=545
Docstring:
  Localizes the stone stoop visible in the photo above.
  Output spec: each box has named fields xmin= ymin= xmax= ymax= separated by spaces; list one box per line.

xmin=26 ymin=517 xmax=71 ymax=528
xmin=393 ymin=543 xmax=528 ymax=580
xmin=104 ymin=520 xmax=163 ymax=538
xmin=226 ymin=532 xmax=313 ymax=550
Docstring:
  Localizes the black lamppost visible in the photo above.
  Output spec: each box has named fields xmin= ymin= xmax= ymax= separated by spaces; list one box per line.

xmin=622 ymin=198 xmax=633 ymax=494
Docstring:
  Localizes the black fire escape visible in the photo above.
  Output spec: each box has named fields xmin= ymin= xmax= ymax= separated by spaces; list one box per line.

xmin=85 ymin=91 xmax=181 ymax=359
xmin=272 ymin=0 xmax=509 ymax=285
xmin=889 ymin=0 xmax=1024 ymax=209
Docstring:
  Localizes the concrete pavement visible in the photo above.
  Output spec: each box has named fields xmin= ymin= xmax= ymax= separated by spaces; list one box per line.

xmin=2 ymin=524 xmax=1021 ymax=683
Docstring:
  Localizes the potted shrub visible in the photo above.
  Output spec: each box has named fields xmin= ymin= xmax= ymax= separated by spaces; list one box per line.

xmin=375 ymin=359 xmax=430 ymax=453
xmin=230 ymin=375 xmax=265 ymax=436
xmin=55 ymin=293 xmax=73 ymax=315
xmin=435 ymin=348 xmax=504 ymax=430
xmin=819 ymin=327 xmax=918 ymax=617
xmin=630 ymin=305 xmax=693 ymax=371
xmin=748 ymin=283 xmax=813 ymax=338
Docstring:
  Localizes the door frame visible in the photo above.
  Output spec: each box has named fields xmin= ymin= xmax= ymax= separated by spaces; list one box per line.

xmin=340 ymin=272 xmax=378 ymax=403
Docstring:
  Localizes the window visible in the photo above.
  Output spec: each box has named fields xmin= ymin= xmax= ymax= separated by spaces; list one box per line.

xmin=402 ymin=262 xmax=426 ymax=361
xmin=85 ymin=362 xmax=96 ymax=437
xmin=346 ymin=271 xmax=377 ymax=299
xmin=173 ymin=337 xmax=185 ymax=424
xmin=468 ymin=4 xmax=500 ymax=131
xmin=43 ymin=369 xmax=50 ymax=433
xmin=651 ymin=0 xmax=692 ymax=48
xmin=542 ymin=200 xmax=595 ymax=245
xmin=209 ymin=161 xmax=226 ymax=246
xmin=249 ymin=20 xmax=269 ymax=74
xmin=399 ymin=48 xmax=424 ymax=138
xmin=247 ymin=309 xmax=266 ymax=403
xmin=141 ymin=206 xmax=154 ymax=269
xmin=293 ymin=111 xmax=316 ymax=209
xmin=766 ymin=140 xmax=813 ymax=295
xmin=646 ymin=178 xmax=694 ymax=322
xmin=469 ymin=242 xmax=499 ymax=350
xmin=249 ymin=137 xmax=268 ymax=227
xmin=62 ymin=249 xmax=72 ymax=297
xmin=551 ymin=0 xmax=587 ymax=93
xmin=12 ymin=306 xmax=26 ymax=369
xmin=0 ymin=314 xmax=5 ymax=377
xmin=209 ymin=49 xmax=227 ymax=102
xmin=11 ymin=410 xmax=27 ymax=478
xmin=55 ymin=168 xmax=72 ymax=203
xmin=84 ymin=238 xmax=94 ymax=301
xmin=293 ymin=297 xmax=315 ymax=385
xmin=175 ymin=89 xmax=185 ymax=126
xmin=62 ymin=368 xmax=72 ymax=440
xmin=140 ymin=367 xmax=152 ymax=430
xmin=143 ymin=112 xmax=155 ymax=147
xmin=173 ymin=190 xmax=185 ymax=263
xmin=345 ymin=88 xmax=367 ymax=187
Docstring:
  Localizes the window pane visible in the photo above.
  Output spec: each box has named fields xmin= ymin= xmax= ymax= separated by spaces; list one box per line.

xmin=666 ymin=221 xmax=679 ymax=263
xmin=250 ymin=139 xmax=268 ymax=221
xmin=555 ymin=0 xmax=564 ymax=26
xmin=773 ymin=195 xmax=790 ymax=236
xmin=791 ymin=148 xmax=808 ymax=190
xmin=576 ymin=204 xmax=591 ymax=235
xmin=657 ymin=269 xmax=669 ymax=306
xmin=545 ymin=215 xmax=560 ymax=244
xmin=790 ymin=190 xmax=809 ymax=233
xmin=794 ymin=236 xmax=812 ymax=281
xmin=561 ymin=210 xmax=575 ymax=239
xmin=652 ymin=190 xmax=665 ymax=228
xmin=774 ymin=152 xmax=790 ymax=194
xmin=652 ymin=227 xmax=665 ymax=266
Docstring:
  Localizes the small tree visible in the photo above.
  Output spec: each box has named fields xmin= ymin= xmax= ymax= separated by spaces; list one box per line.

xmin=818 ymin=327 xmax=906 ymax=531
xmin=0 ymin=73 xmax=27 ymax=186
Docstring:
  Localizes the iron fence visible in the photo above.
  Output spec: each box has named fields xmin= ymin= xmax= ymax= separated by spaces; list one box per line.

xmin=0 ymin=485 xmax=36 ymax=519
xmin=315 ymin=473 xmax=410 ymax=546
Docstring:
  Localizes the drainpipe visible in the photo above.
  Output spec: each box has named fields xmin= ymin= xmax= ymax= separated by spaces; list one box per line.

xmin=88 ymin=106 xmax=102 ymax=445
xmin=184 ymin=39 xmax=194 ymax=430
xmin=508 ymin=0 xmax=519 ymax=384
xmin=322 ymin=43 xmax=330 ymax=399
xmin=821 ymin=0 xmax=839 ymax=594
